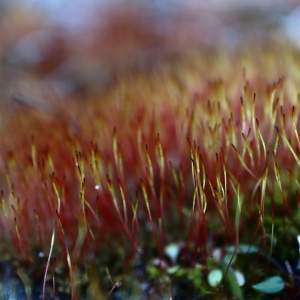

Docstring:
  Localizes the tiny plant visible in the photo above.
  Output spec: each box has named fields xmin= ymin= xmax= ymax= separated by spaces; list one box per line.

xmin=1 ymin=44 xmax=300 ymax=299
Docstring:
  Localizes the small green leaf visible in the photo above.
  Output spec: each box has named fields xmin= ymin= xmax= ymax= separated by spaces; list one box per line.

xmin=190 ymin=265 xmax=202 ymax=290
xmin=224 ymin=268 xmax=244 ymax=300
xmin=208 ymin=269 xmax=223 ymax=287
xmin=147 ymin=265 xmax=161 ymax=279
xmin=167 ymin=265 xmax=180 ymax=275
xmin=164 ymin=243 xmax=180 ymax=262
xmin=226 ymin=244 xmax=258 ymax=254
xmin=252 ymin=276 xmax=285 ymax=294
xmin=234 ymin=270 xmax=245 ymax=286
xmin=223 ymin=253 xmax=236 ymax=267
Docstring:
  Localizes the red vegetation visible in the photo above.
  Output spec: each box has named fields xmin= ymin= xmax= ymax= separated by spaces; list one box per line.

xmin=1 ymin=45 xmax=300 ymax=296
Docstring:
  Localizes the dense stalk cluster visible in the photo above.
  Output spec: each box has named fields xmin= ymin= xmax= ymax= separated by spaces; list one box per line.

xmin=1 ymin=44 xmax=300 ymax=295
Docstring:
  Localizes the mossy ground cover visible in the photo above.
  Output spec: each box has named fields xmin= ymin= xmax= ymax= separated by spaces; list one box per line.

xmin=1 ymin=43 xmax=300 ymax=299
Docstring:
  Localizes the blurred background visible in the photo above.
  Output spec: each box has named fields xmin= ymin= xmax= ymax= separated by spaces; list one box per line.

xmin=0 ymin=0 xmax=300 ymax=112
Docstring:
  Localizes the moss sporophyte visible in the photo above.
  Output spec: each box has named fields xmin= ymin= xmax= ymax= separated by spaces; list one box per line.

xmin=1 ymin=45 xmax=300 ymax=299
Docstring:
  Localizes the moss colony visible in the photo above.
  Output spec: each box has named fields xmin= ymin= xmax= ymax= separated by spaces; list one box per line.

xmin=1 ymin=44 xmax=300 ymax=299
